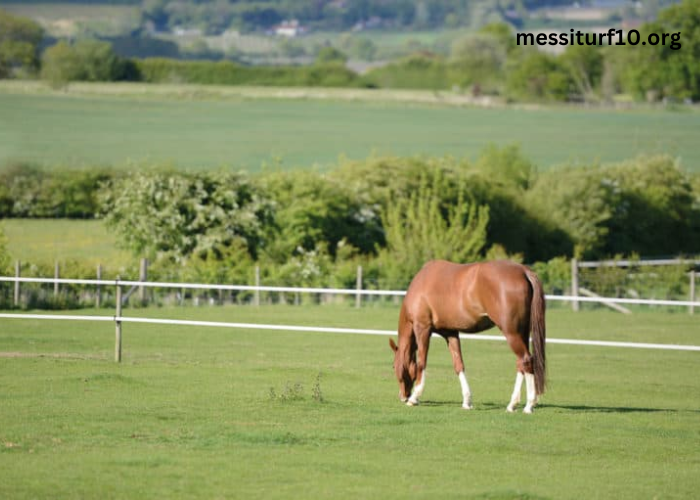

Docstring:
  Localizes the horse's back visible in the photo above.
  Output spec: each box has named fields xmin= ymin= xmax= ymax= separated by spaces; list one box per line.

xmin=407 ymin=260 xmax=528 ymax=297
xmin=403 ymin=260 xmax=532 ymax=332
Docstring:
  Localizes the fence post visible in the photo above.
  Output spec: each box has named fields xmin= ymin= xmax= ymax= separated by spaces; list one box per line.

xmin=115 ymin=277 xmax=122 ymax=363
xmin=690 ymin=271 xmax=696 ymax=316
xmin=355 ymin=265 xmax=363 ymax=309
xmin=254 ymin=265 xmax=260 ymax=307
xmin=14 ymin=260 xmax=20 ymax=307
xmin=54 ymin=261 xmax=60 ymax=298
xmin=571 ymin=258 xmax=579 ymax=312
xmin=96 ymin=264 xmax=102 ymax=309
xmin=139 ymin=258 xmax=148 ymax=304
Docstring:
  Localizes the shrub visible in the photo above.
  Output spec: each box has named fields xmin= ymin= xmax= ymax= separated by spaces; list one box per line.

xmin=505 ymin=51 xmax=572 ymax=102
xmin=0 ymin=8 xmax=43 ymax=78
xmin=0 ymin=164 xmax=114 ymax=218
xmin=98 ymin=170 xmax=273 ymax=263
xmin=41 ymin=39 xmax=133 ymax=87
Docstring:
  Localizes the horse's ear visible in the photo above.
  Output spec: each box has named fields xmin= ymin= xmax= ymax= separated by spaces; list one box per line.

xmin=389 ymin=338 xmax=398 ymax=352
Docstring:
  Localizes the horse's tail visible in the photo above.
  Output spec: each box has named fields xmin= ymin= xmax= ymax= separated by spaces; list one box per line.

xmin=525 ymin=268 xmax=546 ymax=395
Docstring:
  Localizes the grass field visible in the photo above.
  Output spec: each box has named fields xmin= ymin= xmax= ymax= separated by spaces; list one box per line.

xmin=2 ymin=219 xmax=132 ymax=268
xmin=2 ymin=82 xmax=699 ymax=172
xmin=1 ymin=305 xmax=699 ymax=499
xmin=0 ymin=2 xmax=139 ymax=37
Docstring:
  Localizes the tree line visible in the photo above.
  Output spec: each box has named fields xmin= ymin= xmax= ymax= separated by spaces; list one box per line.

xmin=1 ymin=149 xmax=699 ymax=290
xmin=2 ymin=1 xmax=699 ymax=102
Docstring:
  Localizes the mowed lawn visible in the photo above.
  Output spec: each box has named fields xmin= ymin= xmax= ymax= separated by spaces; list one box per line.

xmin=1 ymin=305 xmax=699 ymax=499
xmin=2 ymin=83 xmax=699 ymax=171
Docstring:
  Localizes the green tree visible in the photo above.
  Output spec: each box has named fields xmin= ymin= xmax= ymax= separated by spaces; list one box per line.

xmin=605 ymin=155 xmax=700 ymax=256
xmin=614 ymin=0 xmax=700 ymax=101
xmin=474 ymin=144 xmax=534 ymax=190
xmin=506 ymin=50 xmax=572 ymax=102
xmin=41 ymin=39 xmax=127 ymax=86
xmin=0 ymin=9 xmax=44 ymax=78
xmin=99 ymin=171 xmax=273 ymax=264
xmin=655 ymin=0 xmax=700 ymax=100
xmin=478 ymin=22 xmax=516 ymax=54
xmin=450 ymin=32 xmax=507 ymax=92
xmin=259 ymin=171 xmax=382 ymax=263
xmin=378 ymin=170 xmax=489 ymax=287
xmin=560 ymin=44 xmax=604 ymax=102
xmin=526 ymin=165 xmax=623 ymax=258
xmin=526 ymin=155 xmax=700 ymax=258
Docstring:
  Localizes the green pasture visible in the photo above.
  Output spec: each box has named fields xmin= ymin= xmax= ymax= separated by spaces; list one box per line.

xmin=2 ymin=219 xmax=131 ymax=268
xmin=2 ymin=82 xmax=699 ymax=172
xmin=1 ymin=305 xmax=699 ymax=499
xmin=0 ymin=2 xmax=140 ymax=37
xmin=0 ymin=2 xmax=137 ymax=21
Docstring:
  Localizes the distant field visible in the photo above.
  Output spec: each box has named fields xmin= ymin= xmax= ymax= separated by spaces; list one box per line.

xmin=0 ymin=2 xmax=139 ymax=37
xmin=2 ymin=219 xmax=132 ymax=268
xmin=1 ymin=305 xmax=699 ymax=499
xmin=2 ymin=82 xmax=699 ymax=172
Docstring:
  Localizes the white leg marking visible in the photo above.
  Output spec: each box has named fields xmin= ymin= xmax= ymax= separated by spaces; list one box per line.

xmin=506 ymin=371 xmax=524 ymax=413
xmin=458 ymin=371 xmax=473 ymax=410
xmin=407 ymin=371 xmax=426 ymax=406
xmin=523 ymin=372 xmax=536 ymax=414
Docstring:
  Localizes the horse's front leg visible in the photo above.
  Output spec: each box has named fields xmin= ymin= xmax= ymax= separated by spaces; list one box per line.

xmin=407 ymin=324 xmax=430 ymax=406
xmin=446 ymin=335 xmax=473 ymax=410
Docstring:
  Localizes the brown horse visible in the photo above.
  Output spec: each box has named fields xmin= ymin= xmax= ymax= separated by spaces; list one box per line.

xmin=389 ymin=260 xmax=546 ymax=413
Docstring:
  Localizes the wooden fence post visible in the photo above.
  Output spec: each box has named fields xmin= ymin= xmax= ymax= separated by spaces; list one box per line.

xmin=96 ymin=264 xmax=102 ymax=309
xmin=355 ymin=265 xmax=363 ymax=309
xmin=14 ymin=260 xmax=20 ymax=307
xmin=571 ymin=258 xmax=579 ymax=312
xmin=690 ymin=271 xmax=696 ymax=316
xmin=139 ymin=258 xmax=148 ymax=304
xmin=54 ymin=261 xmax=59 ymax=298
xmin=115 ymin=277 xmax=122 ymax=363
xmin=254 ymin=265 xmax=260 ymax=307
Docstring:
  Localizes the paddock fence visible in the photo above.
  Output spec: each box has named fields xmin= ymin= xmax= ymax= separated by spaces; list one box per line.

xmin=4 ymin=258 xmax=698 ymax=312
xmin=1 ymin=276 xmax=699 ymax=362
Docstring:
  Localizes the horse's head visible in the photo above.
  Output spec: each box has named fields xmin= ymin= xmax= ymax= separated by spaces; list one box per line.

xmin=389 ymin=338 xmax=417 ymax=402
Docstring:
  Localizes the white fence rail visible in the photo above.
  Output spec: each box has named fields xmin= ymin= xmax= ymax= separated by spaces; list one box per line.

xmin=1 ymin=312 xmax=699 ymax=355
xmin=1 ymin=276 xmax=700 ymax=362
xmin=2 ymin=276 xmax=700 ymax=306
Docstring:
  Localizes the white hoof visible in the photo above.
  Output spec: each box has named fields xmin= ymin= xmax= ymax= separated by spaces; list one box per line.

xmin=462 ymin=404 xmax=473 ymax=410
xmin=406 ymin=399 xmax=418 ymax=407
xmin=523 ymin=406 xmax=533 ymax=414
xmin=506 ymin=405 xmax=516 ymax=413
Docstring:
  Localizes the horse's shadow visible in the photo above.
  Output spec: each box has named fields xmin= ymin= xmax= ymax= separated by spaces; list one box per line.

xmin=418 ymin=400 xmax=699 ymax=414
xmin=539 ymin=403 xmax=700 ymax=414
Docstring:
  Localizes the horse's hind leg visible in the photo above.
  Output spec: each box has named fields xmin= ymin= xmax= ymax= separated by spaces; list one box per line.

xmin=504 ymin=332 xmax=537 ymax=414
xmin=407 ymin=322 xmax=431 ymax=406
xmin=506 ymin=372 xmax=524 ymax=412
xmin=445 ymin=335 xmax=472 ymax=410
